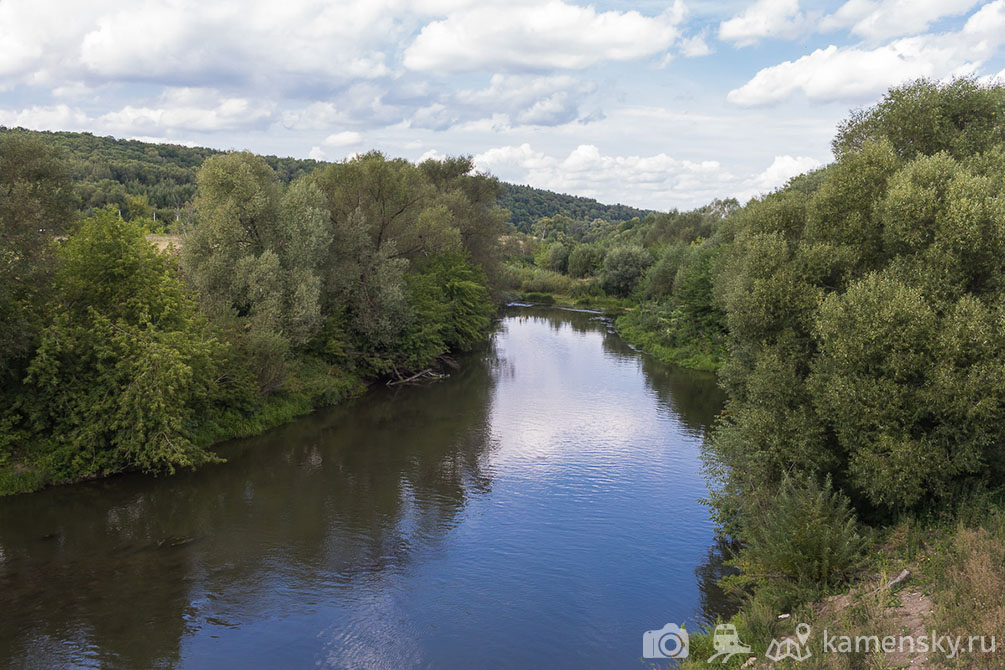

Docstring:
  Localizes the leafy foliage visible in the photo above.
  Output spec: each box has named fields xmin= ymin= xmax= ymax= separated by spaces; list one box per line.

xmin=739 ymin=476 xmax=866 ymax=585
xmin=708 ymin=77 xmax=1005 ymax=520
xmin=26 ymin=209 xmax=228 ymax=478
xmin=0 ymin=133 xmax=75 ymax=380
xmin=601 ymin=245 xmax=651 ymax=297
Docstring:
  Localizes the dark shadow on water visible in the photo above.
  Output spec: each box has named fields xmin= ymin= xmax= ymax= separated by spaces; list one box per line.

xmin=0 ymin=305 xmax=729 ymax=668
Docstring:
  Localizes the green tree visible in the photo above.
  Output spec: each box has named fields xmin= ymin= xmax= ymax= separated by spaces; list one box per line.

xmin=0 ymin=134 xmax=75 ymax=380
xmin=568 ymin=244 xmax=602 ymax=278
xmin=544 ymin=242 xmax=570 ymax=274
xmin=182 ymin=153 xmax=330 ymax=391
xmin=26 ymin=209 xmax=228 ymax=478
xmin=601 ymin=245 xmax=651 ymax=297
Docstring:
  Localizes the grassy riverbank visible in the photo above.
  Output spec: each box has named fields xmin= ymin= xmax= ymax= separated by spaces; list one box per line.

xmin=676 ymin=497 xmax=1005 ymax=669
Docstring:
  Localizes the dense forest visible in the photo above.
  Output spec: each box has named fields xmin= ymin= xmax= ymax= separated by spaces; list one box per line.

xmin=497 ymin=182 xmax=654 ymax=232
xmin=0 ymin=127 xmax=322 ymax=224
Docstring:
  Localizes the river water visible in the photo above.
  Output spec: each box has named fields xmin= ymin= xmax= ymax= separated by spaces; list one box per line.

xmin=0 ymin=306 xmax=730 ymax=669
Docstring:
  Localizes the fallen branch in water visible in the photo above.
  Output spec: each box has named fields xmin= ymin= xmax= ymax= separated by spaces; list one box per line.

xmin=387 ymin=368 xmax=446 ymax=386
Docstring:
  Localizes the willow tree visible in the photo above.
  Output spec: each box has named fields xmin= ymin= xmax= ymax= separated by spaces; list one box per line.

xmin=708 ymin=78 xmax=1005 ymax=521
xmin=182 ymin=152 xmax=330 ymax=391
xmin=310 ymin=152 xmax=500 ymax=374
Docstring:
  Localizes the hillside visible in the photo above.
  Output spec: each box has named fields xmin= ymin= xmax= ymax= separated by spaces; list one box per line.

xmin=498 ymin=182 xmax=654 ymax=232
xmin=0 ymin=127 xmax=321 ymax=223
xmin=0 ymin=127 xmax=653 ymax=230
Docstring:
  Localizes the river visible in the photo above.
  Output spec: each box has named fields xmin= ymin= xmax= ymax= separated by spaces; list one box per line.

xmin=0 ymin=306 xmax=731 ymax=669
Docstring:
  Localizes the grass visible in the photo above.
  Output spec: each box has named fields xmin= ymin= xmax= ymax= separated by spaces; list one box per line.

xmin=615 ymin=309 xmax=725 ymax=372
xmin=675 ymin=503 xmax=1005 ymax=669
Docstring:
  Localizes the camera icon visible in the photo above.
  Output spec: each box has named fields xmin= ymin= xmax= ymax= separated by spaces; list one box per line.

xmin=643 ymin=622 xmax=689 ymax=659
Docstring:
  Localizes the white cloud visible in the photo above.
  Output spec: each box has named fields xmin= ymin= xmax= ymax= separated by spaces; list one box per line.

xmin=726 ymin=10 xmax=1005 ymax=108
xmin=78 ymin=1 xmax=395 ymax=90
xmin=403 ymin=0 xmax=687 ymax=72
xmin=281 ymin=102 xmax=341 ymax=131
xmin=308 ymin=145 xmax=326 ymax=160
xmin=735 ymin=154 xmax=823 ymax=201
xmin=820 ymin=0 xmax=981 ymax=41
xmin=410 ymin=103 xmax=455 ymax=131
xmin=456 ymin=74 xmax=596 ymax=127
xmin=0 ymin=0 xmax=401 ymax=93
xmin=680 ymin=32 xmax=713 ymax=58
xmin=719 ymin=0 xmax=808 ymax=47
xmin=322 ymin=131 xmax=363 ymax=147
xmin=474 ymin=143 xmax=734 ymax=209
xmin=0 ymin=104 xmax=90 ymax=131
xmin=99 ymin=88 xmax=274 ymax=133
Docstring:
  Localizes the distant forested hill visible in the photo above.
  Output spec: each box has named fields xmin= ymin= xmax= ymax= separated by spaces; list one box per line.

xmin=0 ymin=127 xmax=321 ymax=222
xmin=1 ymin=127 xmax=653 ymax=228
xmin=498 ymin=183 xmax=654 ymax=232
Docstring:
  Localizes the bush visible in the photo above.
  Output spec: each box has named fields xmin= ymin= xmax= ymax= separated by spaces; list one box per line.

xmin=515 ymin=266 xmax=575 ymax=294
xmin=740 ymin=475 xmax=866 ymax=586
xmin=520 ymin=292 xmax=555 ymax=304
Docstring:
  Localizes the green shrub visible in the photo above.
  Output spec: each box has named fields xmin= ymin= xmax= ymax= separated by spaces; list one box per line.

xmin=740 ymin=475 xmax=867 ymax=586
xmin=520 ymin=292 xmax=555 ymax=304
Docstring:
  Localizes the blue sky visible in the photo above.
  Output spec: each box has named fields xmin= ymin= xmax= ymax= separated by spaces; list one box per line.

xmin=2 ymin=0 xmax=1005 ymax=210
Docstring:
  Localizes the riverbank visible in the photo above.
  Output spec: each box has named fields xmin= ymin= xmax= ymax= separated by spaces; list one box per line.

xmin=674 ymin=498 xmax=1005 ymax=669
xmin=0 ymin=368 xmax=367 ymax=497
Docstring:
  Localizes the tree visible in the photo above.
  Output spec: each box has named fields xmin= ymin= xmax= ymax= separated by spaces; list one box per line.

xmin=601 ymin=245 xmax=651 ymax=297
xmin=182 ymin=153 xmax=330 ymax=391
xmin=544 ymin=242 xmax=570 ymax=273
xmin=0 ymin=134 xmax=75 ymax=381
xmin=568 ymin=244 xmax=602 ymax=278
xmin=709 ymin=78 xmax=1005 ymax=518
xmin=311 ymin=152 xmax=503 ymax=374
xmin=26 ymin=209 xmax=228 ymax=478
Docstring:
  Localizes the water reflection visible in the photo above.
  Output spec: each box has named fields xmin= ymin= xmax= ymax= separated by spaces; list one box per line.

xmin=0 ymin=306 xmax=727 ymax=670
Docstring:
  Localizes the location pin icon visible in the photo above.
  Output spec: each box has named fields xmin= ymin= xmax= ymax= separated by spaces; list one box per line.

xmin=796 ymin=623 xmax=811 ymax=645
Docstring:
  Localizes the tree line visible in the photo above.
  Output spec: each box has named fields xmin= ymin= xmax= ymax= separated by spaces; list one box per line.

xmin=0 ymin=141 xmax=504 ymax=493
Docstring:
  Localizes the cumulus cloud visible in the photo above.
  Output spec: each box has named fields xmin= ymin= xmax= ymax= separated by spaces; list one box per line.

xmin=727 ymin=3 xmax=1005 ymax=108
xmin=727 ymin=0 xmax=1005 ymax=106
xmin=410 ymin=103 xmax=455 ymax=131
xmin=0 ymin=0 xmax=408 ymax=94
xmin=820 ymin=0 xmax=982 ymax=41
xmin=735 ymin=155 xmax=823 ymax=201
xmin=78 ymin=1 xmax=395 ymax=90
xmin=403 ymin=0 xmax=687 ymax=72
xmin=99 ymin=88 xmax=274 ymax=133
xmin=323 ymin=131 xmax=363 ymax=147
xmin=281 ymin=84 xmax=403 ymax=131
xmin=474 ymin=143 xmax=734 ymax=209
xmin=680 ymin=32 xmax=713 ymax=58
xmin=456 ymin=74 xmax=597 ymax=127
xmin=0 ymin=103 xmax=91 ymax=131
xmin=719 ymin=0 xmax=808 ymax=47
